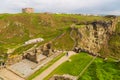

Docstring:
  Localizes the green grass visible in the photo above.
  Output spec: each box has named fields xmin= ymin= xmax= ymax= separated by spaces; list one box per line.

xmin=44 ymin=52 xmax=93 ymax=80
xmin=52 ymin=29 xmax=74 ymax=51
xmin=79 ymin=58 xmax=120 ymax=80
xmin=27 ymin=52 xmax=66 ymax=80
xmin=12 ymin=44 xmax=35 ymax=55
xmin=44 ymin=53 xmax=120 ymax=80
xmin=75 ymin=25 xmax=86 ymax=28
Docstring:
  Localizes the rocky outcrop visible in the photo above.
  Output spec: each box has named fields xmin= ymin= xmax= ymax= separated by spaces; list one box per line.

xmin=71 ymin=18 xmax=118 ymax=54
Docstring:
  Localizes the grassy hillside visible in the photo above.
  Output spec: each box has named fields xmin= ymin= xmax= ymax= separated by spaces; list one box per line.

xmin=0 ymin=13 xmax=119 ymax=59
xmin=0 ymin=13 xmax=105 ymax=53
xmin=52 ymin=27 xmax=74 ymax=51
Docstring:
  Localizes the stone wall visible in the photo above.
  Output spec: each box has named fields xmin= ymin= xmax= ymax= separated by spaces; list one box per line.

xmin=49 ymin=74 xmax=77 ymax=80
xmin=23 ymin=42 xmax=54 ymax=63
xmin=5 ymin=42 xmax=53 ymax=65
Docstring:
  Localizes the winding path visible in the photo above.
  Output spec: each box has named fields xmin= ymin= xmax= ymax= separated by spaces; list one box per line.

xmin=33 ymin=51 xmax=76 ymax=80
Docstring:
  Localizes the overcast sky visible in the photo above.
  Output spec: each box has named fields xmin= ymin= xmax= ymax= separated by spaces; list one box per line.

xmin=0 ymin=0 xmax=120 ymax=15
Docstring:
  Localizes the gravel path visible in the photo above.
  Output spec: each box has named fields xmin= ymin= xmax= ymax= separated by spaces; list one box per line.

xmin=33 ymin=51 xmax=76 ymax=80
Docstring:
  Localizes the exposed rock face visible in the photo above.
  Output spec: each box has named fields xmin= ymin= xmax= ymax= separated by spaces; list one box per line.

xmin=72 ymin=18 xmax=117 ymax=54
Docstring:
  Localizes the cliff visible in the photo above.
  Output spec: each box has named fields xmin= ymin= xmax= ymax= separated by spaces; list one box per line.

xmin=70 ymin=18 xmax=119 ymax=58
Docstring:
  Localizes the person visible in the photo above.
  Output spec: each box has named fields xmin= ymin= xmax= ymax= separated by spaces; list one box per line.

xmin=66 ymin=52 xmax=68 ymax=56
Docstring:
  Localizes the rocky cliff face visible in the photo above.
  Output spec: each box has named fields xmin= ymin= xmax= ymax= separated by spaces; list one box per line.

xmin=71 ymin=18 xmax=117 ymax=55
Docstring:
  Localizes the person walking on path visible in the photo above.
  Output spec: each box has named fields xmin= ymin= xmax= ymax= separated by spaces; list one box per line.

xmin=66 ymin=52 xmax=69 ymax=57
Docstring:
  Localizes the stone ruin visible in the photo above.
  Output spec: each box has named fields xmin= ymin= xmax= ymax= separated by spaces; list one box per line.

xmin=6 ymin=54 xmax=23 ymax=66
xmin=23 ymin=43 xmax=54 ymax=63
xmin=6 ymin=42 xmax=54 ymax=65
xmin=49 ymin=74 xmax=77 ymax=80
xmin=22 ymin=8 xmax=34 ymax=13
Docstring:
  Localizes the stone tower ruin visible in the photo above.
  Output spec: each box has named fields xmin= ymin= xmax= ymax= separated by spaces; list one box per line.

xmin=22 ymin=8 xmax=34 ymax=13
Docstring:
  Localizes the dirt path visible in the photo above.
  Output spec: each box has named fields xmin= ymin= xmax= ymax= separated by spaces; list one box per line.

xmin=33 ymin=51 xmax=76 ymax=80
xmin=0 ymin=69 xmax=25 ymax=80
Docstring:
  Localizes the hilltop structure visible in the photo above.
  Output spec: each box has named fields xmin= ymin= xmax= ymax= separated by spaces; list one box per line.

xmin=22 ymin=8 xmax=34 ymax=13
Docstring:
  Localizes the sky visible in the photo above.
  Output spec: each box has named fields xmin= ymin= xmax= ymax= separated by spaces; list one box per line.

xmin=0 ymin=0 xmax=120 ymax=15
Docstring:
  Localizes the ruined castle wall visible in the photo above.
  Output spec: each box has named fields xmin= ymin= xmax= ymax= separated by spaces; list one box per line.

xmin=49 ymin=74 xmax=77 ymax=80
